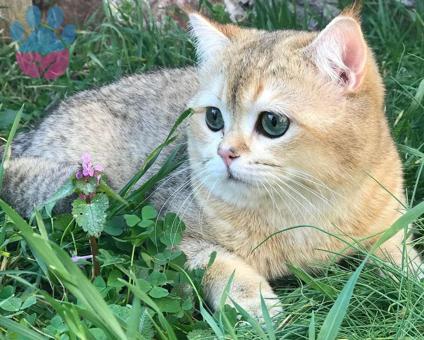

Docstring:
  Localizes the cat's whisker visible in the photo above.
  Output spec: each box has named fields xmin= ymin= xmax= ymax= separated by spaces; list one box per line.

xmin=261 ymin=177 xmax=297 ymax=224
xmin=284 ymin=168 xmax=341 ymax=199
xmin=263 ymin=173 xmax=309 ymax=223
xmin=169 ymin=172 xmax=212 ymax=246
xmin=198 ymin=177 xmax=220 ymax=235
xmin=278 ymin=172 xmax=333 ymax=209
xmin=154 ymin=167 xmax=209 ymax=227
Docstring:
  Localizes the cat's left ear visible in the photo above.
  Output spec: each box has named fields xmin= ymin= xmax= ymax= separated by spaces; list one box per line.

xmin=188 ymin=13 xmax=239 ymax=65
xmin=306 ymin=14 xmax=367 ymax=92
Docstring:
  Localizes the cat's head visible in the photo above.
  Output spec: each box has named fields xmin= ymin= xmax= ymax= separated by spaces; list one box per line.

xmin=186 ymin=9 xmax=386 ymax=210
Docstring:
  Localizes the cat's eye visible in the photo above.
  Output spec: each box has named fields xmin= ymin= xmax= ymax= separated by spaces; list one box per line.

xmin=205 ymin=107 xmax=224 ymax=132
xmin=257 ymin=111 xmax=290 ymax=138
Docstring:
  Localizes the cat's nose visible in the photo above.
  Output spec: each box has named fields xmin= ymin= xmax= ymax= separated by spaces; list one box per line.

xmin=218 ymin=147 xmax=240 ymax=167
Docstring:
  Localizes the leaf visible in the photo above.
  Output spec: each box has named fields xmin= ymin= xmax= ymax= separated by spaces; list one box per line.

xmin=121 ymin=279 xmax=177 ymax=340
xmin=26 ymin=6 xmax=41 ymax=29
xmin=149 ymin=287 xmax=169 ymax=299
xmin=35 ymin=178 xmax=75 ymax=218
xmin=142 ymin=206 xmax=157 ymax=220
xmin=89 ymin=328 xmax=107 ymax=340
xmin=124 ymin=214 xmax=141 ymax=227
xmin=0 ymin=286 xmax=14 ymax=299
xmin=161 ymin=213 xmax=185 ymax=246
xmin=187 ymin=329 xmax=215 ymax=340
xmin=127 ymin=297 xmax=141 ymax=339
xmin=148 ymin=272 xmax=168 ymax=286
xmin=0 ymin=296 xmax=22 ymax=312
xmin=137 ymin=278 xmax=153 ymax=293
xmin=181 ymin=299 xmax=193 ymax=311
xmin=47 ymin=6 xmax=64 ymax=29
xmin=104 ymin=216 xmax=125 ymax=236
xmin=154 ymin=297 xmax=181 ymax=313
xmin=72 ymin=194 xmax=109 ymax=237
xmin=139 ymin=308 xmax=155 ymax=339
xmin=75 ymin=177 xmax=98 ymax=195
xmin=139 ymin=219 xmax=154 ymax=228
xmin=21 ymin=296 xmax=37 ymax=310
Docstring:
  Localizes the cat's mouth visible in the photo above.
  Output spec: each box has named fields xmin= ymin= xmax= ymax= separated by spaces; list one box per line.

xmin=226 ymin=168 xmax=249 ymax=185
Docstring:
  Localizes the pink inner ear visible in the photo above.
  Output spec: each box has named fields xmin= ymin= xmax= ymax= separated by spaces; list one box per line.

xmin=313 ymin=17 xmax=367 ymax=92
xmin=340 ymin=22 xmax=367 ymax=89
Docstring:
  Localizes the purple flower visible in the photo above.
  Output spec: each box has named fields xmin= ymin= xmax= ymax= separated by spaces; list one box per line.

xmin=75 ymin=152 xmax=103 ymax=180
xmin=71 ymin=254 xmax=93 ymax=263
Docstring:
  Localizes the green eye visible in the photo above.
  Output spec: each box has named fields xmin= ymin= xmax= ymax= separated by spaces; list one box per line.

xmin=205 ymin=107 xmax=224 ymax=132
xmin=257 ymin=112 xmax=290 ymax=138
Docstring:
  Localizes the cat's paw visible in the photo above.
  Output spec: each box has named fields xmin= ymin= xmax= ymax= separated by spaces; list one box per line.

xmin=231 ymin=288 xmax=282 ymax=320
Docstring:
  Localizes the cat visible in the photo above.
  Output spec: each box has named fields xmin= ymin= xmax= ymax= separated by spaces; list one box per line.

xmin=2 ymin=7 xmax=422 ymax=318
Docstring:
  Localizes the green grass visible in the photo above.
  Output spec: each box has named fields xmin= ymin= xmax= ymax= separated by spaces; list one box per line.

xmin=0 ymin=0 xmax=424 ymax=339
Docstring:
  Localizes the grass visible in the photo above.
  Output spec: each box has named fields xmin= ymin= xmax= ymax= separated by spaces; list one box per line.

xmin=0 ymin=0 xmax=424 ymax=338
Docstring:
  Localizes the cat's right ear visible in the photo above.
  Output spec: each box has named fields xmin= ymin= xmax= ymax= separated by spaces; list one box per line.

xmin=305 ymin=13 xmax=367 ymax=93
xmin=188 ymin=13 xmax=238 ymax=64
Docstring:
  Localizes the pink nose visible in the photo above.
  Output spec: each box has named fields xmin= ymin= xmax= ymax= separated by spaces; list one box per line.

xmin=218 ymin=147 xmax=240 ymax=166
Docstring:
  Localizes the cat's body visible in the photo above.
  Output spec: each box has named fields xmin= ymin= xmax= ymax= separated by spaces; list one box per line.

xmin=2 ymin=9 xmax=422 ymax=317
xmin=3 ymin=68 xmax=198 ymax=217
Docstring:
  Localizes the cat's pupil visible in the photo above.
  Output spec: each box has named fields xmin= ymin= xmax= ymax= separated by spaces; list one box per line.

xmin=271 ymin=115 xmax=277 ymax=126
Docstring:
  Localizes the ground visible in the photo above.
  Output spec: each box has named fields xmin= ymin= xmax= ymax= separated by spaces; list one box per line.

xmin=0 ymin=0 xmax=423 ymax=339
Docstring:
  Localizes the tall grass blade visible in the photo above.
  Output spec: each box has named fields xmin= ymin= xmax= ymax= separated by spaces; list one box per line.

xmin=0 ymin=315 xmax=46 ymax=340
xmin=0 ymin=105 xmax=23 ymax=190
xmin=260 ymin=292 xmax=276 ymax=340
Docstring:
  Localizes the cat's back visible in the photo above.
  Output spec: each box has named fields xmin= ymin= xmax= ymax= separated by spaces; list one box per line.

xmin=11 ymin=67 xmax=198 ymax=189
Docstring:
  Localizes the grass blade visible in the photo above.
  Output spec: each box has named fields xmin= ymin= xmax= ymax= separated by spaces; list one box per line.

xmin=260 ymin=292 xmax=276 ymax=340
xmin=0 ymin=105 xmax=23 ymax=190
xmin=231 ymin=299 xmax=268 ymax=339
xmin=119 ymin=108 xmax=192 ymax=197
xmin=309 ymin=311 xmax=316 ymax=340
xmin=200 ymin=303 xmax=225 ymax=339
xmin=288 ymin=264 xmax=337 ymax=299
xmin=317 ymin=261 xmax=366 ymax=340
xmin=0 ymin=315 xmax=46 ymax=340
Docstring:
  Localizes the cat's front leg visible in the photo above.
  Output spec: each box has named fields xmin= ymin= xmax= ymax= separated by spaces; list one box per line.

xmin=375 ymin=231 xmax=423 ymax=277
xmin=180 ymin=237 xmax=282 ymax=319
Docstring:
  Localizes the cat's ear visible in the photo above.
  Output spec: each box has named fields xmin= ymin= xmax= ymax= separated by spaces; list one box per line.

xmin=188 ymin=13 xmax=239 ymax=64
xmin=306 ymin=14 xmax=367 ymax=92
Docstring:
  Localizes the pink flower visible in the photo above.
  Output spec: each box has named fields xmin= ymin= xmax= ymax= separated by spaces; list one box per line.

xmin=75 ymin=152 xmax=103 ymax=180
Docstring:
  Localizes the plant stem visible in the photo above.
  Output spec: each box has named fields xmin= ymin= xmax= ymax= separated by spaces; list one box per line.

xmin=89 ymin=236 xmax=100 ymax=278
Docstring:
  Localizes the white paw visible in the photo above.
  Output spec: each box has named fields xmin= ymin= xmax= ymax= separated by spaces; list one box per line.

xmin=230 ymin=288 xmax=282 ymax=320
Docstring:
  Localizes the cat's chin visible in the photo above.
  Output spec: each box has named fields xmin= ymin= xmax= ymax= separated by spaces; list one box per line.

xmin=202 ymin=175 xmax=266 ymax=209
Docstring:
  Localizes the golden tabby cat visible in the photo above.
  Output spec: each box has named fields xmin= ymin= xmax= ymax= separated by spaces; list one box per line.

xmin=2 ymin=8 xmax=421 ymax=317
